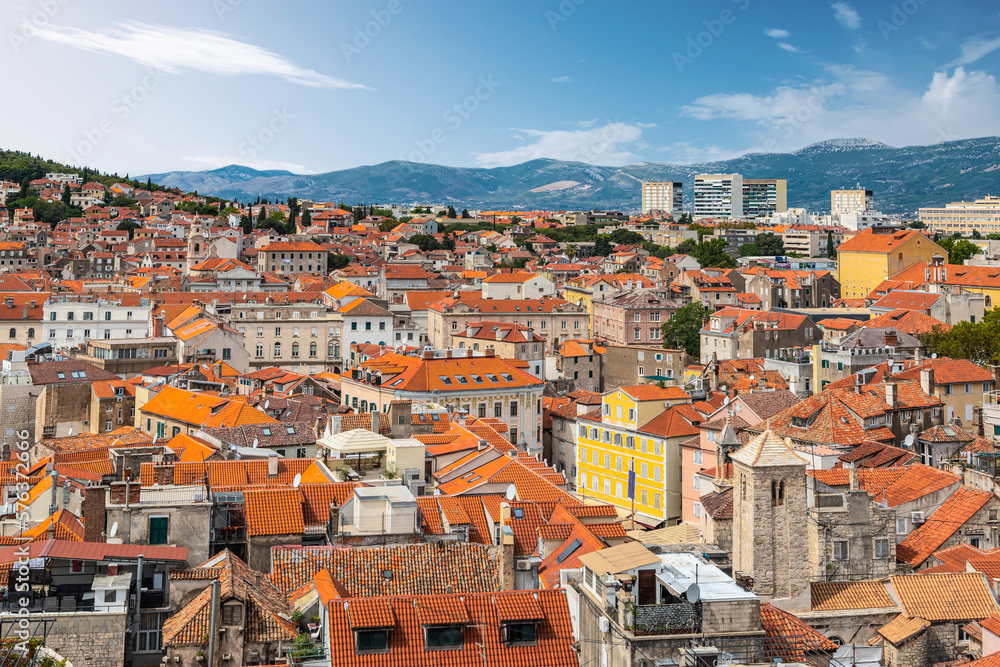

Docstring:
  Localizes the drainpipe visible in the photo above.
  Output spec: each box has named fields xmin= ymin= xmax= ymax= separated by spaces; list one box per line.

xmin=132 ymin=554 xmax=143 ymax=656
xmin=207 ymin=579 xmax=219 ymax=667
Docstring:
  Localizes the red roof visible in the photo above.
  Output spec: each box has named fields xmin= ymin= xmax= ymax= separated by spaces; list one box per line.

xmin=0 ymin=539 xmax=186 ymax=563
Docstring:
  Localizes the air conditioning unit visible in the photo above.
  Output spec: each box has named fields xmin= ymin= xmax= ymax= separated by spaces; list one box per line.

xmin=598 ymin=617 xmax=610 ymax=633
xmin=117 ymin=419 xmax=123 ymax=424
xmin=515 ymin=560 xmax=532 ymax=571
xmin=222 ymin=654 xmax=232 ymax=661
xmin=116 ymin=397 xmax=123 ymax=403
xmin=911 ymin=511 xmax=925 ymax=525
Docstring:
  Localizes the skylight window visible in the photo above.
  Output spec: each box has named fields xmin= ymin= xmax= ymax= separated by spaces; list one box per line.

xmin=471 ymin=375 xmax=483 ymax=383
xmin=501 ymin=373 xmax=513 ymax=382
xmin=285 ymin=426 xmax=295 ymax=435
xmin=486 ymin=374 xmax=498 ymax=382
xmin=56 ymin=372 xmax=65 ymax=379
xmin=455 ymin=375 xmax=468 ymax=384
xmin=512 ymin=508 xmax=524 ymax=519
xmin=438 ymin=375 xmax=453 ymax=385
xmin=261 ymin=427 xmax=271 ymax=436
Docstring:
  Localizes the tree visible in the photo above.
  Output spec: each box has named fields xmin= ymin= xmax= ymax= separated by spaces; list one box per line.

xmin=461 ymin=208 xmax=471 ymax=219
xmin=937 ymin=237 xmax=979 ymax=265
xmin=409 ymin=234 xmax=442 ymax=252
xmin=607 ymin=229 xmax=646 ymax=246
xmin=565 ymin=243 xmax=577 ymax=261
xmin=693 ymin=238 xmax=736 ymax=268
xmin=827 ymin=231 xmax=836 ymax=258
xmin=661 ymin=303 xmax=712 ymax=358
xmin=61 ymin=184 xmax=70 ymax=206
xmin=446 ymin=205 xmax=457 ymax=218
xmin=256 ymin=207 xmax=266 ymax=227
xmin=327 ymin=253 xmax=352 ymax=271
xmin=146 ymin=177 xmax=152 ymax=191
xmin=240 ymin=214 xmax=253 ymax=234
xmin=300 ymin=208 xmax=311 ymax=229
xmin=442 ymin=234 xmax=455 ymax=251
xmin=379 ymin=220 xmax=398 ymax=233
xmin=116 ymin=220 xmax=139 ymax=239
xmin=675 ymin=239 xmax=697 ymax=255
xmin=907 ymin=221 xmax=926 ymax=229
xmin=593 ymin=236 xmax=613 ymax=256
xmin=922 ymin=311 xmax=1000 ymax=366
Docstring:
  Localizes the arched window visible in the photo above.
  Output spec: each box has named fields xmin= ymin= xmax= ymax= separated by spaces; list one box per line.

xmin=987 ymin=296 xmax=993 ymax=308
xmin=8 ymin=328 xmax=14 ymax=339
xmin=27 ymin=328 xmax=34 ymax=339
xmin=310 ymin=343 xmax=317 ymax=357
xmin=274 ymin=342 xmax=281 ymax=357
xmin=291 ymin=343 xmax=299 ymax=358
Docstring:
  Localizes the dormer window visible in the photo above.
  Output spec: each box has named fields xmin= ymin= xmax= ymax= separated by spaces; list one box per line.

xmin=261 ymin=427 xmax=271 ymax=436
xmin=504 ymin=622 xmax=538 ymax=646
xmin=425 ymin=625 xmax=464 ymax=650
xmin=221 ymin=601 xmax=243 ymax=626
xmin=356 ymin=629 xmax=390 ymax=653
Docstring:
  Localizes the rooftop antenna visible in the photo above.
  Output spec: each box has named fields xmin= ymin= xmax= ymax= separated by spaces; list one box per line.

xmin=108 ymin=521 xmax=118 ymax=539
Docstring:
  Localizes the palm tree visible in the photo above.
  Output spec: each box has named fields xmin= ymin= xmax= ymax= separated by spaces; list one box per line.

xmin=565 ymin=243 xmax=577 ymax=261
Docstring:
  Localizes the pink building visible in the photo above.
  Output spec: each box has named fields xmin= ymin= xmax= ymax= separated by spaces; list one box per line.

xmin=592 ymin=288 xmax=681 ymax=346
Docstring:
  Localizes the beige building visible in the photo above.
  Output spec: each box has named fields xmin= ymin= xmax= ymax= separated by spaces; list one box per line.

xmin=694 ymin=173 xmax=743 ymax=219
xmin=256 ymin=241 xmax=327 ymax=274
xmin=742 ymin=178 xmax=787 ymax=219
xmin=641 ymin=181 xmax=683 ymax=215
xmin=451 ymin=320 xmax=546 ymax=379
xmin=831 ymin=187 xmax=873 ymax=215
xmin=427 ymin=296 xmax=589 ymax=349
xmin=918 ymin=195 xmax=1000 ymax=234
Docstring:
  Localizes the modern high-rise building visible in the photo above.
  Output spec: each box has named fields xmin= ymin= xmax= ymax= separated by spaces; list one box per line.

xmin=831 ymin=187 xmax=873 ymax=215
xmin=918 ymin=196 xmax=1000 ymax=234
xmin=641 ymin=181 xmax=683 ymax=215
xmin=742 ymin=178 xmax=787 ymax=219
xmin=693 ymin=173 xmax=743 ymax=219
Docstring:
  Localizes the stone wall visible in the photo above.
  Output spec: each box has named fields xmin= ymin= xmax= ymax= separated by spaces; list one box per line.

xmin=702 ymin=599 xmax=761 ymax=635
xmin=884 ymin=631 xmax=927 ymax=667
xmin=926 ymin=623 xmax=961 ymax=665
xmin=44 ymin=611 xmax=127 ymax=667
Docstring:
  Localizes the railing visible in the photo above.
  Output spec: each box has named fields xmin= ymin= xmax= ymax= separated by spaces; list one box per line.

xmin=283 ymin=639 xmax=327 ymax=665
xmin=139 ymin=590 xmax=166 ymax=609
xmin=630 ymin=602 xmax=701 ymax=636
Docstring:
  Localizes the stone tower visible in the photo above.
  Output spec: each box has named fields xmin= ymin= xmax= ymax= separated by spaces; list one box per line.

xmin=187 ymin=217 xmax=207 ymax=272
xmin=731 ymin=429 xmax=809 ymax=605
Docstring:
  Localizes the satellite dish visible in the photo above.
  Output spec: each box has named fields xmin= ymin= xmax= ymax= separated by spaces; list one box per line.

xmin=505 ymin=484 xmax=517 ymax=502
xmin=264 ymin=399 xmax=270 ymax=409
xmin=67 ymin=427 xmax=73 ymax=436
xmin=252 ymin=438 xmax=259 ymax=449
xmin=748 ymin=375 xmax=755 ymax=381
xmin=293 ymin=473 xmax=302 ymax=488
xmin=723 ymin=396 xmax=730 ymax=406
xmin=109 ymin=522 xmax=118 ymax=539
xmin=931 ymin=353 xmax=937 ymax=359
xmin=904 ymin=434 xmax=914 ymax=448
xmin=686 ymin=583 xmax=701 ymax=604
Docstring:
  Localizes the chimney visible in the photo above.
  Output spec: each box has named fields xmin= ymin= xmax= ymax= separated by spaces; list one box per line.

xmin=498 ymin=503 xmax=516 ymax=590
xmin=920 ymin=367 xmax=934 ymax=396
xmin=267 ymin=456 xmax=278 ymax=477
xmin=885 ymin=382 xmax=898 ymax=409
xmin=884 ymin=330 xmax=898 ymax=348
xmin=848 ymin=466 xmax=859 ymax=491
xmin=422 ymin=349 xmax=434 ymax=360
xmin=5 ymin=297 xmax=12 ymax=309
xmin=484 ymin=348 xmax=495 ymax=358
xmin=914 ymin=346 xmax=922 ymax=362
xmin=477 ymin=439 xmax=488 ymax=451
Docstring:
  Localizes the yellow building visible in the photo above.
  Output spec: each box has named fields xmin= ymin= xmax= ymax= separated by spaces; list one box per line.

xmin=575 ymin=385 xmax=699 ymax=526
xmin=835 ymin=228 xmax=945 ymax=300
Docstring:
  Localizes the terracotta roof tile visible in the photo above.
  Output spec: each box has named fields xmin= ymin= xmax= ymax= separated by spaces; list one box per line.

xmin=810 ymin=580 xmax=896 ymax=611
xmin=896 ymin=487 xmax=993 ymax=566
xmin=891 ymin=572 xmax=999 ymax=621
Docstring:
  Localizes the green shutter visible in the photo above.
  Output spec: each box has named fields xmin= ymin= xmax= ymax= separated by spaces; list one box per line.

xmin=149 ymin=517 xmax=168 ymax=545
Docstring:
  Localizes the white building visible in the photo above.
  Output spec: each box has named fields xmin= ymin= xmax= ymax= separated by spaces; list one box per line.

xmin=831 ymin=187 xmax=873 ymax=216
xmin=641 ymin=181 xmax=683 ymax=215
xmin=481 ymin=272 xmax=556 ymax=299
xmin=43 ymin=295 xmax=151 ymax=351
xmin=694 ymin=173 xmax=743 ymax=220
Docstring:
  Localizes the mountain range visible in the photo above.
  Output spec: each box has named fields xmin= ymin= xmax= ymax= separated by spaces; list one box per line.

xmin=141 ymin=137 xmax=1000 ymax=214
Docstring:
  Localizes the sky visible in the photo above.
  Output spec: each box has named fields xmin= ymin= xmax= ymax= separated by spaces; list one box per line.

xmin=3 ymin=0 xmax=1000 ymax=176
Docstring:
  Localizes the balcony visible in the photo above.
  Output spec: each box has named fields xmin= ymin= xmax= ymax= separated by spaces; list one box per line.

xmin=629 ymin=602 xmax=701 ymax=636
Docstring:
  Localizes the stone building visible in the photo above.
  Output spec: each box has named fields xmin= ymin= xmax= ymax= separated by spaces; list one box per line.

xmin=731 ymin=429 xmax=810 ymax=607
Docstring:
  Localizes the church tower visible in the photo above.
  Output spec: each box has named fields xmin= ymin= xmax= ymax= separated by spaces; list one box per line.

xmin=187 ymin=217 xmax=207 ymax=273
xmin=731 ymin=429 xmax=809 ymax=605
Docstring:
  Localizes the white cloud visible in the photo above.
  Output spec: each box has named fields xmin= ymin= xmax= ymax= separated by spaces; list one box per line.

xmin=472 ymin=122 xmax=649 ymax=167
xmin=678 ymin=65 xmax=1000 ymax=153
xmin=655 ymin=142 xmax=745 ymax=164
xmin=764 ymin=28 xmax=790 ymax=39
xmin=30 ymin=21 xmax=368 ymax=89
xmin=948 ymin=36 xmax=1000 ymax=67
xmin=550 ymin=76 xmax=571 ymax=83
xmin=831 ymin=2 xmax=861 ymax=30
xmin=777 ymin=42 xmax=802 ymax=53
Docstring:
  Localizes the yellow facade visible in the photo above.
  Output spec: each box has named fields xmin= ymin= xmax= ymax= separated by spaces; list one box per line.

xmin=575 ymin=389 xmax=677 ymax=524
xmin=562 ymin=286 xmax=595 ymax=334
xmin=836 ymin=232 xmax=945 ymax=300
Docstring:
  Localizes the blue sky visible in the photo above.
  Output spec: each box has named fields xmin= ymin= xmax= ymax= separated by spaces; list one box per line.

xmin=3 ymin=0 xmax=1000 ymax=175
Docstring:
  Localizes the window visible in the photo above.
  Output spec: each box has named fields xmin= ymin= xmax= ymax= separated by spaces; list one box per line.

xmin=832 ymin=540 xmax=848 ymax=561
xmin=694 ymin=450 xmax=703 ymax=464
xmin=896 ymin=517 xmax=907 ymax=534
xmin=510 ymin=401 xmax=517 ymax=416
xmin=494 ymin=402 xmax=502 ymax=417
xmin=356 ymin=629 xmax=389 ymax=653
xmin=149 ymin=517 xmax=168 ymax=545
xmin=505 ymin=623 xmax=537 ymax=645
xmin=693 ymin=475 xmax=700 ymax=490
xmin=478 ymin=404 xmax=486 ymax=418
xmin=425 ymin=626 xmax=464 ymax=649
xmin=874 ymin=538 xmax=889 ymax=559
xmin=221 ymin=603 xmax=243 ymax=626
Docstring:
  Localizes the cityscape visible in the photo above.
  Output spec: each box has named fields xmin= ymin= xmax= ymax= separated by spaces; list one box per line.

xmin=3 ymin=2 xmax=1000 ymax=667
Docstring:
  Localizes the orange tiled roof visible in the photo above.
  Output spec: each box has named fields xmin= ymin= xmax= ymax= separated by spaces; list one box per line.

xmin=896 ymin=487 xmax=993 ymax=566
xmin=760 ymin=603 xmax=838 ymax=660
xmin=244 ymin=488 xmax=305 ymax=536
xmin=810 ymin=581 xmax=896 ymax=612
xmin=878 ymin=613 xmax=930 ymax=644
xmin=890 ymin=572 xmax=1000 ymax=621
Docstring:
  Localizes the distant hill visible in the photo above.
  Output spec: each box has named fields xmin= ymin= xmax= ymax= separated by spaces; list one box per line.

xmin=137 ymin=135 xmax=1000 ymax=213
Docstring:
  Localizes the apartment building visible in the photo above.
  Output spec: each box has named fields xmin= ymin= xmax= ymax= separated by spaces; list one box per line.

xmin=43 ymin=293 xmax=151 ymax=350
xmin=576 ymin=385 xmax=699 ymax=525
xmin=641 ymin=181 xmax=683 ymax=215
xmin=341 ymin=349 xmax=545 ymax=448
xmin=592 ymin=288 xmax=680 ymax=346
xmin=831 ymin=187 xmax=873 ymax=215
xmin=427 ymin=296 xmax=589 ymax=349
xmin=918 ymin=195 xmax=1000 ymax=234
xmin=742 ymin=178 xmax=787 ymax=219
xmin=694 ymin=173 xmax=743 ymax=220
xmin=256 ymin=241 xmax=328 ymax=274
